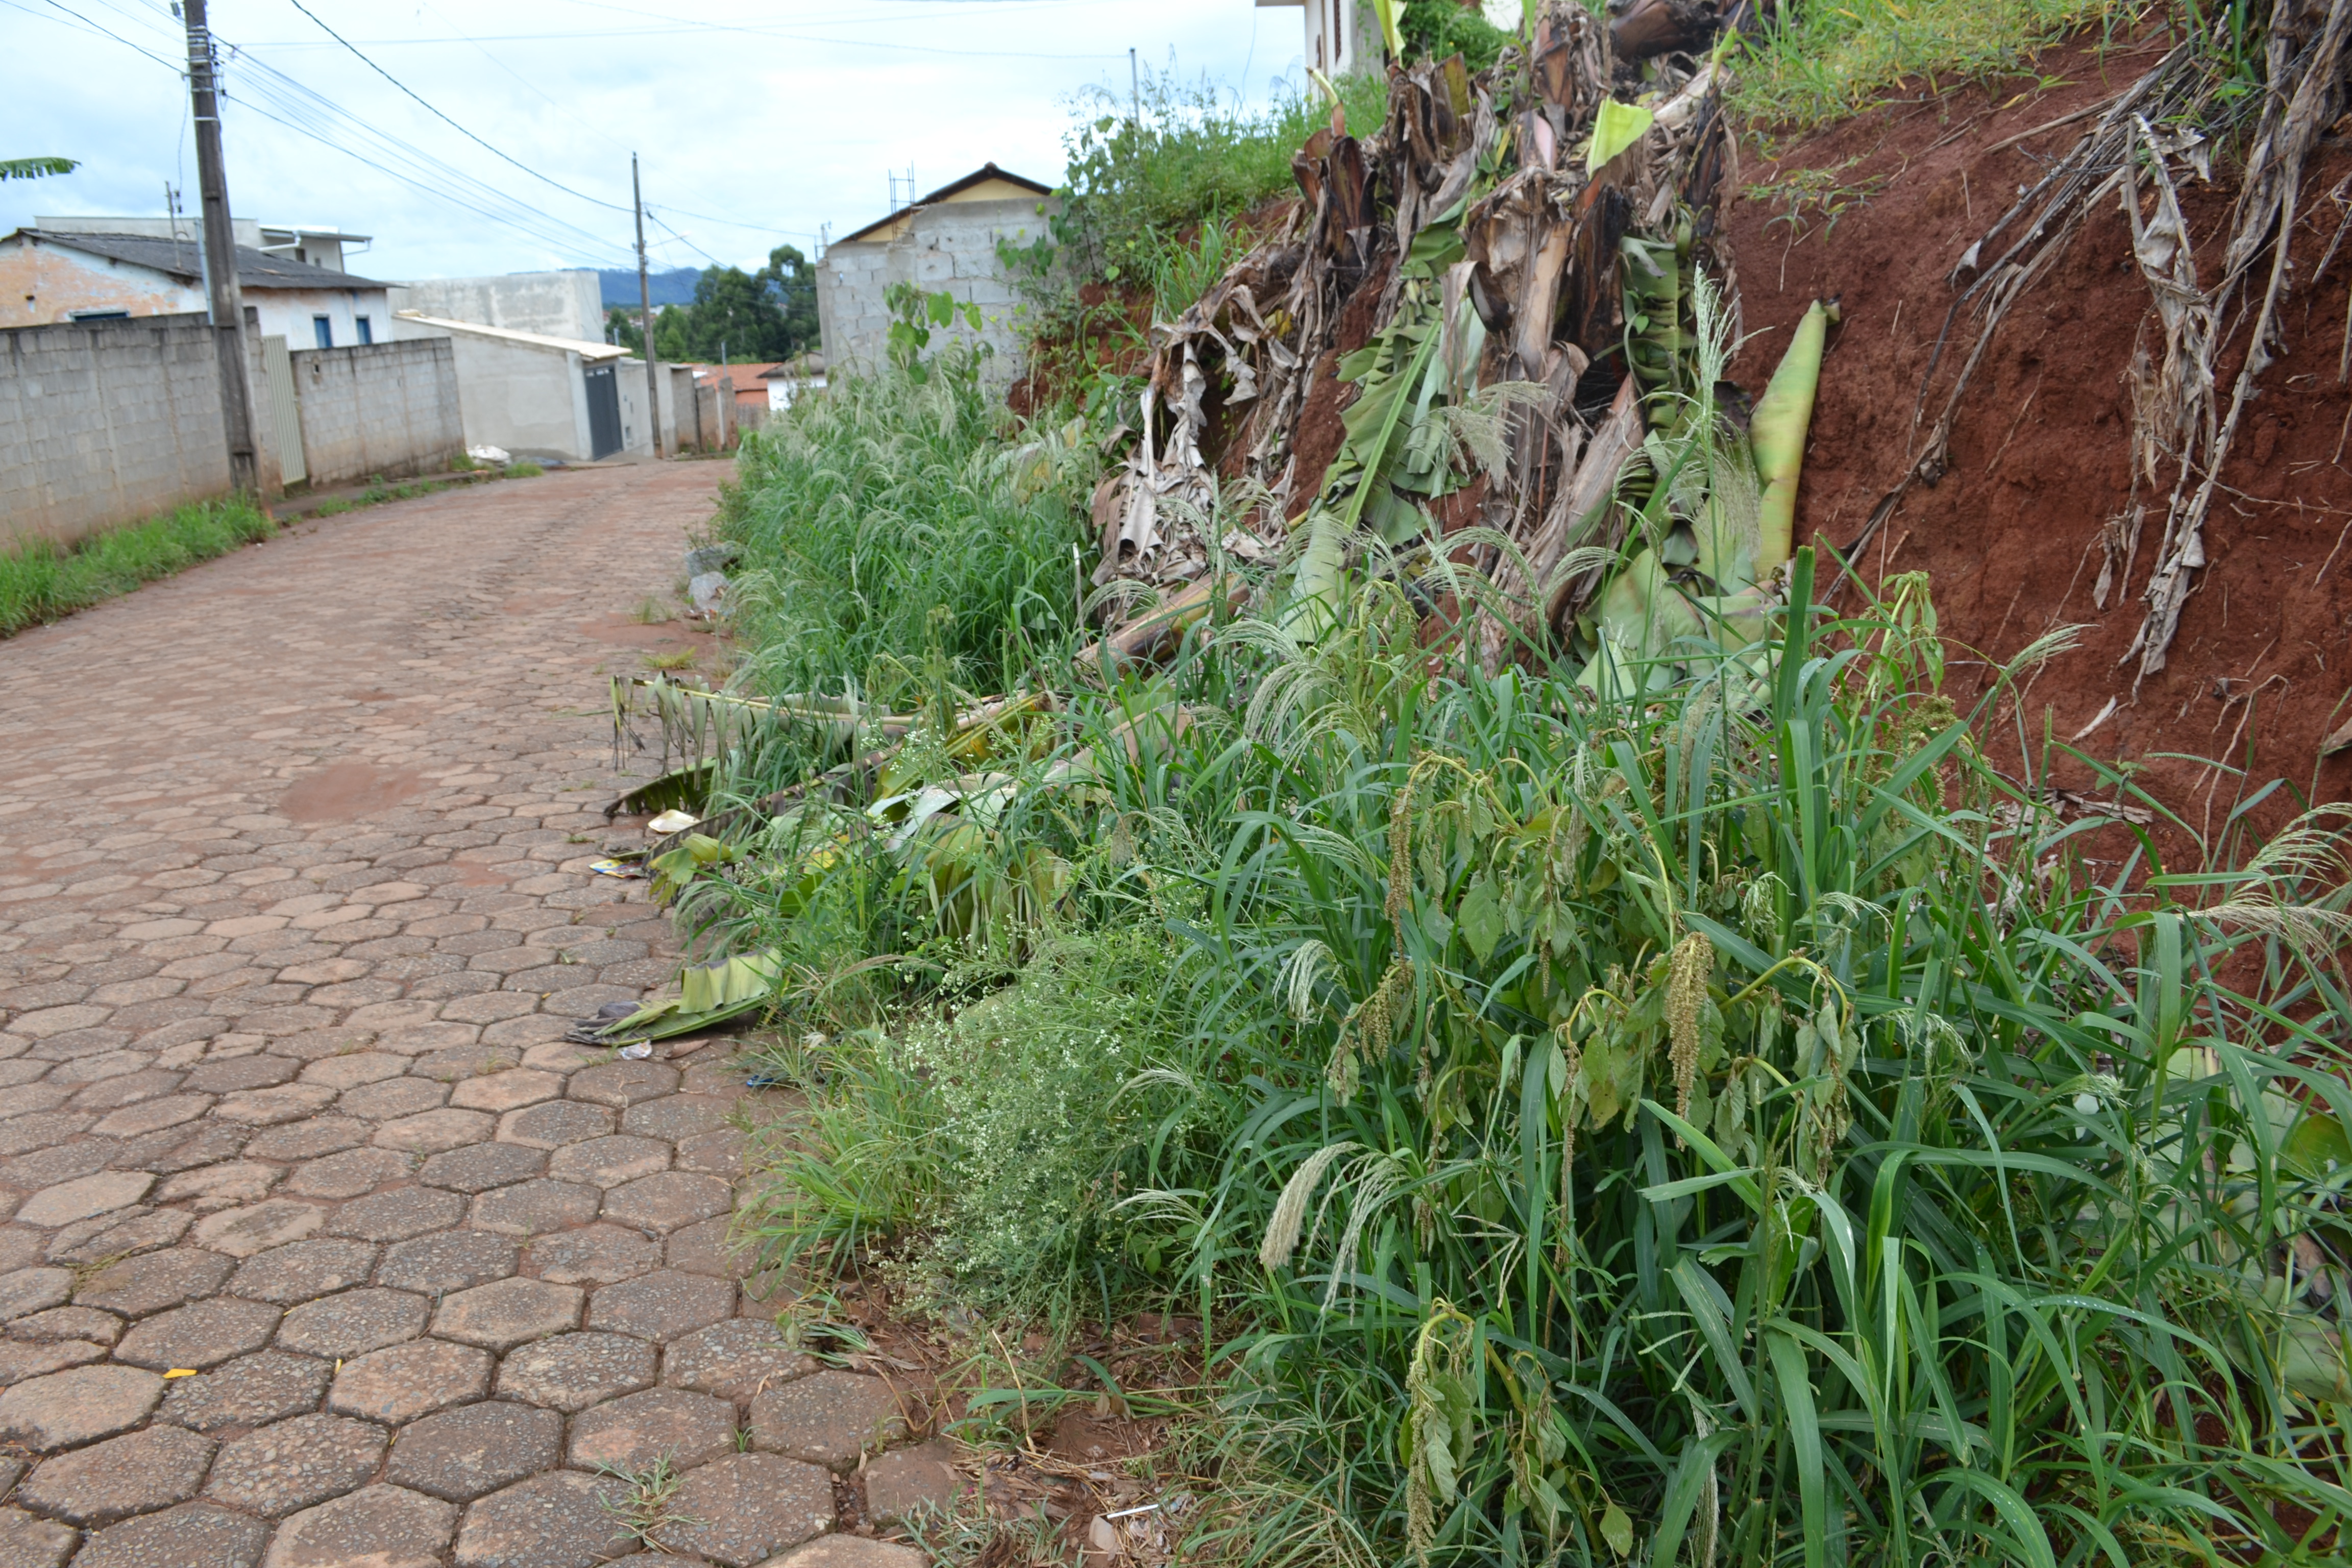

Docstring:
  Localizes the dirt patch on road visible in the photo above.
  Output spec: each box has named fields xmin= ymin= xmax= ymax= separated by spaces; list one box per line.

xmin=278 ymin=761 xmax=432 ymax=823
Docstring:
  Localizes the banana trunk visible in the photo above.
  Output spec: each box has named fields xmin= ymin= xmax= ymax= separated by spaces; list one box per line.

xmin=1751 ymin=299 xmax=1834 ymax=572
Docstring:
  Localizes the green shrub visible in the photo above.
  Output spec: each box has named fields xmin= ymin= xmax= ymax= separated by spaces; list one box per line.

xmin=0 ymin=497 xmax=274 ymax=635
xmin=717 ymin=328 xmax=1096 ymax=743
xmin=506 ymin=460 xmax=544 ymax=477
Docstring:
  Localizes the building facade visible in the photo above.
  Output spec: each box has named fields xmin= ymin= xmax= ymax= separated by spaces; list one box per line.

xmin=0 ymin=229 xmax=393 ymax=347
xmin=815 ymin=163 xmax=1055 ymax=378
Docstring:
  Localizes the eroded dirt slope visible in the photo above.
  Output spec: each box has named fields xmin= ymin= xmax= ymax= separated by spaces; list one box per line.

xmin=1727 ymin=36 xmax=2352 ymax=832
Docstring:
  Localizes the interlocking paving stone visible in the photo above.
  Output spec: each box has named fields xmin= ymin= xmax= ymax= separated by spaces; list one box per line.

xmin=545 ymin=1133 xmax=669 ymax=1188
xmin=494 ymin=1331 xmax=657 ymax=1413
xmin=45 ymin=1205 xmax=193 ymax=1265
xmin=193 ymin=1199 xmax=329 ymax=1257
xmin=862 ymin=1440 xmax=971 ymax=1525
xmin=448 ymin=1069 xmax=562 ymax=1114
xmin=328 ymin=1338 xmax=495 ymax=1425
xmin=157 ymin=1160 xmax=283 ymax=1209
xmin=584 ymin=1269 xmax=734 ymax=1342
xmin=566 ymin=1061 xmax=678 ymax=1108
xmin=230 ymin=1238 xmax=380 ymax=1304
xmin=324 ymin=1185 xmax=466 ymax=1241
xmin=601 ymin=1170 xmax=732 ymax=1233
xmin=750 ymin=1370 xmax=908 ymax=1471
xmin=467 ymin=1178 xmax=602 ymax=1237
xmin=452 ymin=1471 xmax=631 ymax=1568
xmin=661 ymin=1318 xmax=817 ymax=1403
xmin=493 ymin=1100 xmax=614 ymax=1150
xmin=525 ymin=1222 xmax=660 ymax=1286
xmin=648 ymin=1452 xmax=836 ymax=1566
xmin=18 ymin=1424 xmax=216 ymax=1526
xmin=284 ymin=1146 xmax=412 ymax=1199
xmin=0 ymin=1505 xmax=78 ymax=1568
xmin=276 ymin=1286 xmax=430 ymax=1359
xmin=620 ymin=1093 xmax=735 ymax=1142
xmin=262 ymin=1483 xmax=457 ymax=1568
xmin=665 ymin=1214 xmax=746 ymax=1278
xmin=385 ymin=1401 xmax=564 ymax=1502
xmin=114 ymin=1296 xmax=282 ymax=1369
xmin=373 ymin=1108 xmax=496 ymax=1153
xmin=0 ymin=1266 xmax=73 ymax=1321
xmin=205 ymin=1412 xmax=389 ymax=1518
xmin=157 ymin=1350 xmax=332 ymax=1432
xmin=337 ymin=1077 xmax=447 ymax=1122
xmin=416 ymin=1140 xmax=546 ymax=1193
xmin=375 ymin=1229 xmax=519 ymax=1294
xmin=71 ymin=1501 xmax=268 ymax=1568
xmin=674 ymin=1126 xmax=748 ymax=1177
xmin=564 ymin=1385 xmax=736 ymax=1473
xmin=763 ymin=1537 xmax=927 ymax=1568
xmin=0 ymin=1338 xmax=107 ymax=1381
xmin=246 ymin=1118 xmax=375 ymax=1162
xmin=10 ymin=1304 xmax=123 ymax=1343
xmin=15 ymin=1170 xmax=154 ymax=1228
xmin=0 ymin=1365 xmax=164 ymax=1450
xmin=0 ymin=470 xmax=726 ymax=1565
xmin=431 ymin=1277 xmax=582 ymax=1350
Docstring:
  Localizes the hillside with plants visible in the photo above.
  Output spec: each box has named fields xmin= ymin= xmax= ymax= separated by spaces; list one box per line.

xmin=602 ymin=3 xmax=2352 ymax=1563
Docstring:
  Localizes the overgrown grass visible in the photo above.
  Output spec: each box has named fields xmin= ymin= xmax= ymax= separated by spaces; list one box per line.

xmin=1726 ymin=0 xmax=2146 ymax=131
xmin=701 ymin=540 xmax=2352 ymax=1565
xmin=0 ymin=497 xmax=274 ymax=636
xmin=716 ymin=335 xmax=1097 ymax=722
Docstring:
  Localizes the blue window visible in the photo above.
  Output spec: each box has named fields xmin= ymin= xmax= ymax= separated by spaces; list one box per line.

xmin=313 ymin=316 xmax=332 ymax=349
xmin=355 ymin=316 xmax=373 ymax=345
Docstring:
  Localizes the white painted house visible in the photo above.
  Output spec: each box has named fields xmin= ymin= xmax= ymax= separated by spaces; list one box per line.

xmin=1258 ymin=0 xmax=1384 ymax=75
xmin=0 ymin=227 xmax=393 ymax=348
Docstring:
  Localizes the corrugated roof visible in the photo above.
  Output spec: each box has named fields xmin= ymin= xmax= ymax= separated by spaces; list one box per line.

xmin=393 ymin=310 xmax=627 ymax=360
xmin=8 ymin=229 xmax=389 ymax=290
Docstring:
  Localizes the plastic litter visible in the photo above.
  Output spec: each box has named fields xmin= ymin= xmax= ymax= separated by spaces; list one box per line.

xmin=647 ymin=809 xmax=700 ymax=835
xmin=466 ymin=444 xmax=511 ymax=465
xmin=587 ymin=859 xmax=644 ymax=878
xmin=617 ymin=1041 xmax=654 ymax=1060
xmin=162 ymin=1368 xmax=198 ymax=1378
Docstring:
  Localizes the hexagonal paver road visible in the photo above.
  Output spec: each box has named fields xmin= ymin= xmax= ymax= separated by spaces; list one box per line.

xmin=0 ymin=467 xmax=954 ymax=1562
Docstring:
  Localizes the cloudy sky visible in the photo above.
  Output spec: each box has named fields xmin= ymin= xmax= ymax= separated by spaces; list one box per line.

xmin=5 ymin=0 xmax=1314 ymax=281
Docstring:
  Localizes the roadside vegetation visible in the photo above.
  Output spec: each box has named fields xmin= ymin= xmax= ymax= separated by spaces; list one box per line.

xmin=0 ymin=497 xmax=273 ymax=635
xmin=640 ymin=5 xmax=2352 ymax=1564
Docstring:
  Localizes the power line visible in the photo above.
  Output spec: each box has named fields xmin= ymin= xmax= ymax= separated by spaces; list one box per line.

xmin=277 ymin=0 xmax=635 ymax=214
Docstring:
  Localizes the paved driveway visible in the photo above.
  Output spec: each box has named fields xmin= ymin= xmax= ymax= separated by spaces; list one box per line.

xmin=0 ymin=467 xmax=945 ymax=1567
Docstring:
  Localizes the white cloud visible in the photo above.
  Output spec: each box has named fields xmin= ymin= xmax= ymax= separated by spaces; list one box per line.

xmin=4 ymin=0 xmax=1310 ymax=280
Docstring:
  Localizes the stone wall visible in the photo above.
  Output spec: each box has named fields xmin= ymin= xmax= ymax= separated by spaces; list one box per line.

xmin=0 ymin=312 xmax=245 ymax=549
xmin=286 ymin=339 xmax=464 ymax=488
xmin=815 ymin=195 xmax=1054 ymax=379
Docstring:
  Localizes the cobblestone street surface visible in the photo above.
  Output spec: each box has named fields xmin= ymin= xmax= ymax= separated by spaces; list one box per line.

xmin=0 ymin=468 xmax=942 ymax=1568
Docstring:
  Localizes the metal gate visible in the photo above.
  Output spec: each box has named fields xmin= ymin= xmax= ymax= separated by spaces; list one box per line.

xmin=583 ymin=363 xmax=623 ymax=459
xmin=261 ymin=334 xmax=306 ymax=485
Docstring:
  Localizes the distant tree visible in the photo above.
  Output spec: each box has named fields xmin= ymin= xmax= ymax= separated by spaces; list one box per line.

xmin=605 ymin=305 xmax=645 ymax=354
xmin=620 ymin=244 xmax=819 ymax=363
xmin=1 ymin=157 xmax=79 ymax=181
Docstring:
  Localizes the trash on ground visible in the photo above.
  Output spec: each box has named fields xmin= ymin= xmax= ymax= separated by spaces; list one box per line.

xmin=465 ymin=444 xmax=510 ymax=465
xmin=587 ymin=859 xmax=644 ymax=878
xmin=687 ymin=570 xmax=729 ymax=617
xmin=647 ymin=808 xmax=700 ymax=835
xmin=616 ymin=1041 xmax=653 ymax=1060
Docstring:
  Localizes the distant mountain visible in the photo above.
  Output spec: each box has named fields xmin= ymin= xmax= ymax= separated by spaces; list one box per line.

xmin=599 ymin=267 xmax=702 ymax=309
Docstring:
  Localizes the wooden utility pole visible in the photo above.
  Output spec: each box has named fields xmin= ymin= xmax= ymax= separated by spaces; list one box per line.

xmin=183 ymin=0 xmax=258 ymax=494
xmin=634 ymin=153 xmax=663 ymax=458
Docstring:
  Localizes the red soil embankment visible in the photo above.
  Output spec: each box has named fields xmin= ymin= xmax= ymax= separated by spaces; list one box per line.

xmin=1726 ymin=36 xmax=2352 ymax=839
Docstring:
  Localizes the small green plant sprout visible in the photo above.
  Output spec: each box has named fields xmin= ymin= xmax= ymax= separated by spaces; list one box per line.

xmin=631 ymin=595 xmax=674 ymax=625
xmin=645 ymin=650 xmax=697 ymax=671
xmin=594 ymin=1455 xmax=698 ymax=1548
xmin=507 ymin=460 xmax=545 ymax=477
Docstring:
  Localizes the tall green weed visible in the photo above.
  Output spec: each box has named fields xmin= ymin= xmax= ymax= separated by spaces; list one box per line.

xmin=1 ymin=497 xmax=274 ymax=635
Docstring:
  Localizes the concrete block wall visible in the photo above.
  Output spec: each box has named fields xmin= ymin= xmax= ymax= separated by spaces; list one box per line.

xmin=816 ymin=195 xmax=1053 ymax=381
xmin=287 ymin=338 xmax=464 ymax=488
xmin=0 ymin=312 xmax=235 ymax=549
xmin=387 ymin=272 xmax=605 ymax=344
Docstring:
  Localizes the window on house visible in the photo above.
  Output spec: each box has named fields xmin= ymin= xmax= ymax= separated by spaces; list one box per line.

xmin=313 ymin=316 xmax=333 ymax=349
xmin=70 ymin=309 xmax=129 ymax=321
xmin=355 ymin=316 xmax=373 ymax=345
